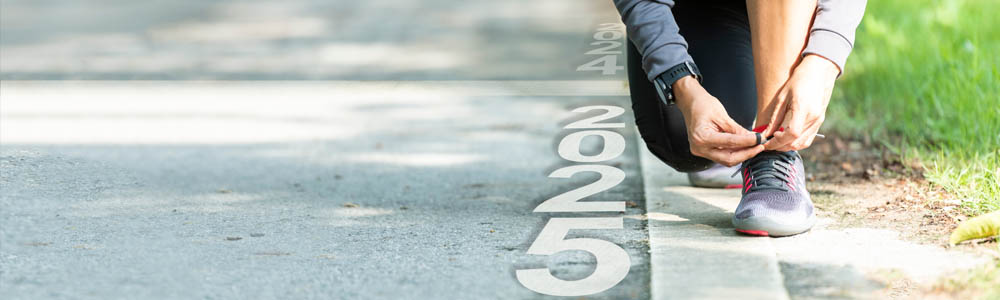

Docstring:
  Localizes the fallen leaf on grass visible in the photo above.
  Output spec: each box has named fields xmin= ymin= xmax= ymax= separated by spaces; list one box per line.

xmin=950 ymin=210 xmax=1000 ymax=245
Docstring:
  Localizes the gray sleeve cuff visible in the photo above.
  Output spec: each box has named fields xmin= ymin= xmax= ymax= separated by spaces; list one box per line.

xmin=802 ymin=29 xmax=854 ymax=77
xmin=641 ymin=43 xmax=693 ymax=82
xmin=615 ymin=0 xmax=691 ymax=82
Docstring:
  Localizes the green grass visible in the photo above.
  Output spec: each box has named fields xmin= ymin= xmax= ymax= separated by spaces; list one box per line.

xmin=826 ymin=0 xmax=1000 ymax=215
xmin=935 ymin=260 xmax=1000 ymax=299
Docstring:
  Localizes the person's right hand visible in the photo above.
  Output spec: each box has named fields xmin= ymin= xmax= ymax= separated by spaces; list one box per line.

xmin=673 ymin=76 xmax=764 ymax=166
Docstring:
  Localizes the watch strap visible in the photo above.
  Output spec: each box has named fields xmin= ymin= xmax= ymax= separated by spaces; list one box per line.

xmin=653 ymin=61 xmax=702 ymax=106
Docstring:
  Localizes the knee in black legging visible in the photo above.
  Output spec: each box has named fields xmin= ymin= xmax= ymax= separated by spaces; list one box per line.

xmin=640 ymin=138 xmax=715 ymax=173
xmin=625 ymin=1 xmax=757 ymax=173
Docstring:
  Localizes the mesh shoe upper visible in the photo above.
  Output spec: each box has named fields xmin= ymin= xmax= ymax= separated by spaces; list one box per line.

xmin=733 ymin=150 xmax=814 ymax=228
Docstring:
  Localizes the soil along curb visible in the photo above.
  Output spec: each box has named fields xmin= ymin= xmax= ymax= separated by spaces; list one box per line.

xmin=637 ymin=131 xmax=790 ymax=300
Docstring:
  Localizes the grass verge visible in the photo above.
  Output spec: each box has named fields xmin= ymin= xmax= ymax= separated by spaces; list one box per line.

xmin=826 ymin=0 xmax=999 ymax=215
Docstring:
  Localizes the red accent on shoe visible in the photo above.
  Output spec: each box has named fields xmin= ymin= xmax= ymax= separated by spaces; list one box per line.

xmin=743 ymin=183 xmax=753 ymax=193
xmin=736 ymin=229 xmax=770 ymax=236
xmin=785 ymin=173 xmax=796 ymax=191
xmin=724 ymin=184 xmax=743 ymax=189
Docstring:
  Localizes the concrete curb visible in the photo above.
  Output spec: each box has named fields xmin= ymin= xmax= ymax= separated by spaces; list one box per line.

xmin=637 ymin=131 xmax=790 ymax=300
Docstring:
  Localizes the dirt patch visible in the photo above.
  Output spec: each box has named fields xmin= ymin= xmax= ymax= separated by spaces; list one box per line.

xmin=802 ymin=135 xmax=966 ymax=245
xmin=808 ymin=179 xmax=963 ymax=245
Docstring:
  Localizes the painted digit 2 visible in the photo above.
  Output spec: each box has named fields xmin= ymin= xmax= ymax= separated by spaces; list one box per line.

xmin=516 ymin=105 xmax=631 ymax=296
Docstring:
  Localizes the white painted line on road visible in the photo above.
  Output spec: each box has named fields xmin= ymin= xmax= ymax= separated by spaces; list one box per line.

xmin=0 ymin=80 xmax=628 ymax=144
xmin=1 ymin=80 xmax=629 ymax=100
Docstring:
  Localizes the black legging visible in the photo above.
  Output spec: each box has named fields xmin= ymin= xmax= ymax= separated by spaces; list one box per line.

xmin=627 ymin=1 xmax=758 ymax=172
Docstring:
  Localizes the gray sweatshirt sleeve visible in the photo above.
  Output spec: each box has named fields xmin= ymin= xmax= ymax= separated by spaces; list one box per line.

xmin=802 ymin=0 xmax=867 ymax=75
xmin=612 ymin=0 xmax=690 ymax=82
xmin=614 ymin=0 xmax=867 ymax=81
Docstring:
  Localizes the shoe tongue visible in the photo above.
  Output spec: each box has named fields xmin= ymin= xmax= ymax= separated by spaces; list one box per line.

xmin=755 ymin=167 xmax=786 ymax=188
xmin=748 ymin=152 xmax=792 ymax=189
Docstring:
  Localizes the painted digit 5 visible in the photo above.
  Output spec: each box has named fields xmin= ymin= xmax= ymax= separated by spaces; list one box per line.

xmin=515 ymin=217 xmax=631 ymax=296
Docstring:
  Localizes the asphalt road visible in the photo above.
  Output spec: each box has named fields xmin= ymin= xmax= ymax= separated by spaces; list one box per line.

xmin=1 ymin=0 xmax=622 ymax=80
xmin=0 ymin=1 xmax=649 ymax=299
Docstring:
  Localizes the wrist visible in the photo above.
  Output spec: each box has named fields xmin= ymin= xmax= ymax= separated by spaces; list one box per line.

xmin=671 ymin=75 xmax=702 ymax=113
xmin=799 ymin=54 xmax=840 ymax=79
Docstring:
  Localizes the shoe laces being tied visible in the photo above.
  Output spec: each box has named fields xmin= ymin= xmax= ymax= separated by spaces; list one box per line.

xmin=732 ymin=151 xmax=798 ymax=192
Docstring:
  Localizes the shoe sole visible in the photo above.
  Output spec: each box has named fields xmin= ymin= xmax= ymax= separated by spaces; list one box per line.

xmin=687 ymin=175 xmax=743 ymax=189
xmin=732 ymin=214 xmax=817 ymax=237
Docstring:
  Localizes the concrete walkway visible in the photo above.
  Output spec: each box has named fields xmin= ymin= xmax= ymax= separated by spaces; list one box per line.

xmin=638 ymin=134 xmax=989 ymax=299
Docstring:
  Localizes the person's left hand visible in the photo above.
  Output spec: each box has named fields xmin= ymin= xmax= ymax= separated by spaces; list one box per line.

xmin=762 ymin=54 xmax=841 ymax=151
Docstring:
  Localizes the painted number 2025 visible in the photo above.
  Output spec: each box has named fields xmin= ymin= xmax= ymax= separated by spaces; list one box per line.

xmin=516 ymin=106 xmax=630 ymax=296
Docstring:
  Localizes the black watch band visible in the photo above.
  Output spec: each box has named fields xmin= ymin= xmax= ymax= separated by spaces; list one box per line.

xmin=653 ymin=61 xmax=702 ymax=106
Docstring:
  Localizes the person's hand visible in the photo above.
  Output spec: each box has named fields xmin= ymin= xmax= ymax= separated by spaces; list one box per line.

xmin=762 ymin=54 xmax=840 ymax=151
xmin=674 ymin=76 xmax=764 ymax=166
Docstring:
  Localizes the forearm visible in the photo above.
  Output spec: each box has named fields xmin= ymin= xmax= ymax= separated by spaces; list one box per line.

xmin=747 ymin=0 xmax=816 ymax=126
xmin=612 ymin=0 xmax=693 ymax=81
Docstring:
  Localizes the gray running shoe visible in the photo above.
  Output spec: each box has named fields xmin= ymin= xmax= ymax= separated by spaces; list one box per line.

xmin=687 ymin=163 xmax=743 ymax=189
xmin=732 ymin=151 xmax=815 ymax=237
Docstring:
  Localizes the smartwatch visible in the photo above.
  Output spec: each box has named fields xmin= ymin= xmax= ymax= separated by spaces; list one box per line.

xmin=652 ymin=61 xmax=703 ymax=106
